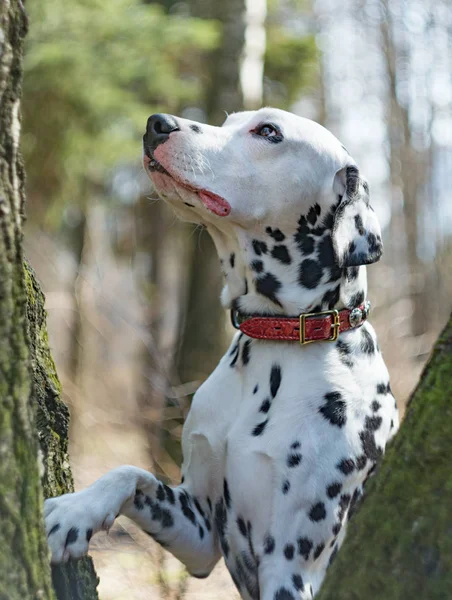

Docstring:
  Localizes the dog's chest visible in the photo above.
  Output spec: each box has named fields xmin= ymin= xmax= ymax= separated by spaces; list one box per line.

xmin=183 ymin=323 xmax=398 ymax=588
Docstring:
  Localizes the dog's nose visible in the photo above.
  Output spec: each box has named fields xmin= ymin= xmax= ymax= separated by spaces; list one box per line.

xmin=145 ymin=113 xmax=180 ymax=148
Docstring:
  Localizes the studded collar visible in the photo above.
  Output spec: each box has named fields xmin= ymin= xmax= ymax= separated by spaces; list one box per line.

xmin=231 ymin=302 xmax=370 ymax=345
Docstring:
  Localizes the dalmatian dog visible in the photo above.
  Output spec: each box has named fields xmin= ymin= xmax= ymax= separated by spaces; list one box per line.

xmin=45 ymin=108 xmax=399 ymax=599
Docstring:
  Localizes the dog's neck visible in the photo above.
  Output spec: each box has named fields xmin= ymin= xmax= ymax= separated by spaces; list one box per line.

xmin=207 ymin=202 xmax=368 ymax=318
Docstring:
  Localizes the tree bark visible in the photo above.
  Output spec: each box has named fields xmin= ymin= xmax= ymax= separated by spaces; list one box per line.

xmin=0 ymin=3 xmax=98 ymax=598
xmin=317 ymin=313 xmax=452 ymax=599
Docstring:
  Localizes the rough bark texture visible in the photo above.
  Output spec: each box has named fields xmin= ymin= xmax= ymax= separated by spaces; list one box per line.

xmin=0 ymin=3 xmax=54 ymax=598
xmin=317 ymin=314 xmax=452 ymax=600
xmin=26 ymin=264 xmax=99 ymax=600
xmin=0 ymin=2 xmax=98 ymax=598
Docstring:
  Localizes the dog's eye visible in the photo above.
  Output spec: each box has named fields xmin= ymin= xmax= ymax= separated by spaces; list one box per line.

xmin=252 ymin=123 xmax=283 ymax=143
xmin=255 ymin=124 xmax=278 ymax=137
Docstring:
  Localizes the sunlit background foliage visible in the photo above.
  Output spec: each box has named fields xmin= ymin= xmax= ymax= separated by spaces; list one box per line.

xmin=22 ymin=0 xmax=452 ymax=597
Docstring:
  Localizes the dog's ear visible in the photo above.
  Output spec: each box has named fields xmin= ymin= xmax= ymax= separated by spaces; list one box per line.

xmin=331 ymin=165 xmax=383 ymax=267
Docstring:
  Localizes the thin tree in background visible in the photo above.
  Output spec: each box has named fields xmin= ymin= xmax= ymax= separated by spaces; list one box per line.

xmin=379 ymin=0 xmax=429 ymax=340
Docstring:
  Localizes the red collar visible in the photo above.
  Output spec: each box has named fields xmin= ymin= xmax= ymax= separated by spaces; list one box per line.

xmin=231 ymin=302 xmax=370 ymax=345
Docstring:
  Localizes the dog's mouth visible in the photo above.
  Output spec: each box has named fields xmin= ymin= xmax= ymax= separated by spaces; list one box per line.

xmin=143 ymin=151 xmax=231 ymax=217
xmin=144 ymin=152 xmax=172 ymax=176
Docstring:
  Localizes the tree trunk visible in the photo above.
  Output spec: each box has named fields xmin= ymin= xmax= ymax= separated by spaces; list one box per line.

xmin=317 ymin=313 xmax=452 ymax=599
xmin=0 ymin=3 xmax=98 ymax=599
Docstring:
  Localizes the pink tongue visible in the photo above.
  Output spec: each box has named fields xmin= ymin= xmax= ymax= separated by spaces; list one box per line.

xmin=199 ymin=190 xmax=231 ymax=217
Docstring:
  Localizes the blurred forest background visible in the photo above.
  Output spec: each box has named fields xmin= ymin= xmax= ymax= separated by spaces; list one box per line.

xmin=22 ymin=0 xmax=452 ymax=598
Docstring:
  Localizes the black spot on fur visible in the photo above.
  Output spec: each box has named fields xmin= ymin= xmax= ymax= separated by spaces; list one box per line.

xmin=162 ymin=508 xmax=174 ymax=528
xmin=349 ymin=488 xmax=362 ymax=519
xmin=287 ymin=453 xmax=302 ymax=468
xmin=314 ymin=543 xmax=325 ymax=560
xmin=253 ymin=384 xmax=259 ymax=394
xmin=215 ymin=499 xmax=229 ymax=558
xmin=338 ymin=494 xmax=351 ymax=521
xmin=86 ymin=528 xmax=93 ymax=542
xmin=260 ymin=399 xmax=271 ymax=413
xmin=360 ymin=327 xmax=375 ymax=354
xmin=297 ymin=537 xmax=313 ymax=560
xmin=354 ymin=214 xmax=365 ymax=235
xmin=193 ymin=497 xmax=205 ymax=517
xmin=322 ymin=209 xmax=335 ymax=230
xmin=66 ymin=527 xmax=79 ymax=545
xmin=319 ymin=391 xmax=347 ymax=428
xmin=274 ymin=588 xmax=295 ymax=600
xmin=190 ymin=124 xmax=202 ymax=133
xmin=360 ymin=430 xmax=383 ymax=461
xmin=292 ymin=574 xmax=304 ymax=591
xmin=255 ymin=273 xmax=282 ymax=306
xmin=271 ymin=245 xmax=292 ymax=264
xmin=309 ymin=502 xmax=326 ymax=522
xmin=156 ymin=484 xmax=165 ymax=502
xmin=229 ymin=336 xmax=242 ymax=368
xmin=337 ymin=458 xmax=355 ymax=475
xmin=297 ymin=235 xmax=315 ymax=255
xmin=306 ymin=203 xmax=321 ymax=225
xmin=48 ymin=524 xmax=60 ymax=536
xmin=317 ymin=234 xmax=336 ymax=266
xmin=371 ymin=400 xmax=381 ymax=412
xmin=336 ymin=339 xmax=351 ymax=356
xmin=230 ymin=253 xmax=235 ymax=268
xmin=252 ymin=420 xmax=268 ymax=436
xmin=266 ymin=227 xmax=286 ymax=242
xmin=329 ymin=545 xmax=338 ymax=566
xmin=242 ymin=340 xmax=251 ymax=366
xmin=298 ymin=259 xmax=323 ymax=289
xmin=376 ymin=382 xmax=391 ymax=395
xmin=349 ymin=290 xmax=365 ymax=307
xmin=322 ymin=285 xmax=340 ymax=308
xmin=284 ymin=543 xmax=295 ymax=560
xmin=270 ymin=365 xmax=282 ymax=398
xmin=180 ymin=491 xmax=196 ymax=524
xmin=223 ymin=479 xmax=231 ymax=510
xmin=296 ymin=215 xmax=310 ymax=236
xmin=356 ymin=454 xmax=367 ymax=470
xmin=252 ymin=240 xmax=268 ymax=256
xmin=332 ymin=522 xmax=342 ymax=536
xmin=237 ymin=517 xmax=248 ymax=538
xmin=336 ymin=339 xmax=353 ymax=368
xmin=251 ymin=260 xmax=264 ymax=273
xmin=346 ymin=266 xmax=360 ymax=281
xmin=134 ymin=491 xmax=144 ymax=510
xmin=365 ymin=415 xmax=382 ymax=431
xmin=164 ymin=485 xmax=175 ymax=504
xmin=282 ymin=480 xmax=291 ymax=494
xmin=264 ymin=534 xmax=275 ymax=554
xmin=326 ymin=482 xmax=342 ymax=499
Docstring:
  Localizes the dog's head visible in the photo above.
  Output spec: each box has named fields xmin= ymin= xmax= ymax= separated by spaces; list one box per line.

xmin=143 ymin=108 xmax=382 ymax=315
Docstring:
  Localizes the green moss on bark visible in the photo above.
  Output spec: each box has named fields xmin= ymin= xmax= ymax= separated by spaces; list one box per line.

xmin=317 ymin=315 xmax=452 ymax=600
xmin=25 ymin=259 xmax=100 ymax=600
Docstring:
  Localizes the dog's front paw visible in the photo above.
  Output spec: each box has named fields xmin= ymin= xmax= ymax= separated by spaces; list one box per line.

xmin=44 ymin=490 xmax=116 ymax=563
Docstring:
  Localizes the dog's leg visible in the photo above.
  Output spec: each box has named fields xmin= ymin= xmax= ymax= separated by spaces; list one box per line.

xmin=44 ymin=465 xmax=220 ymax=577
